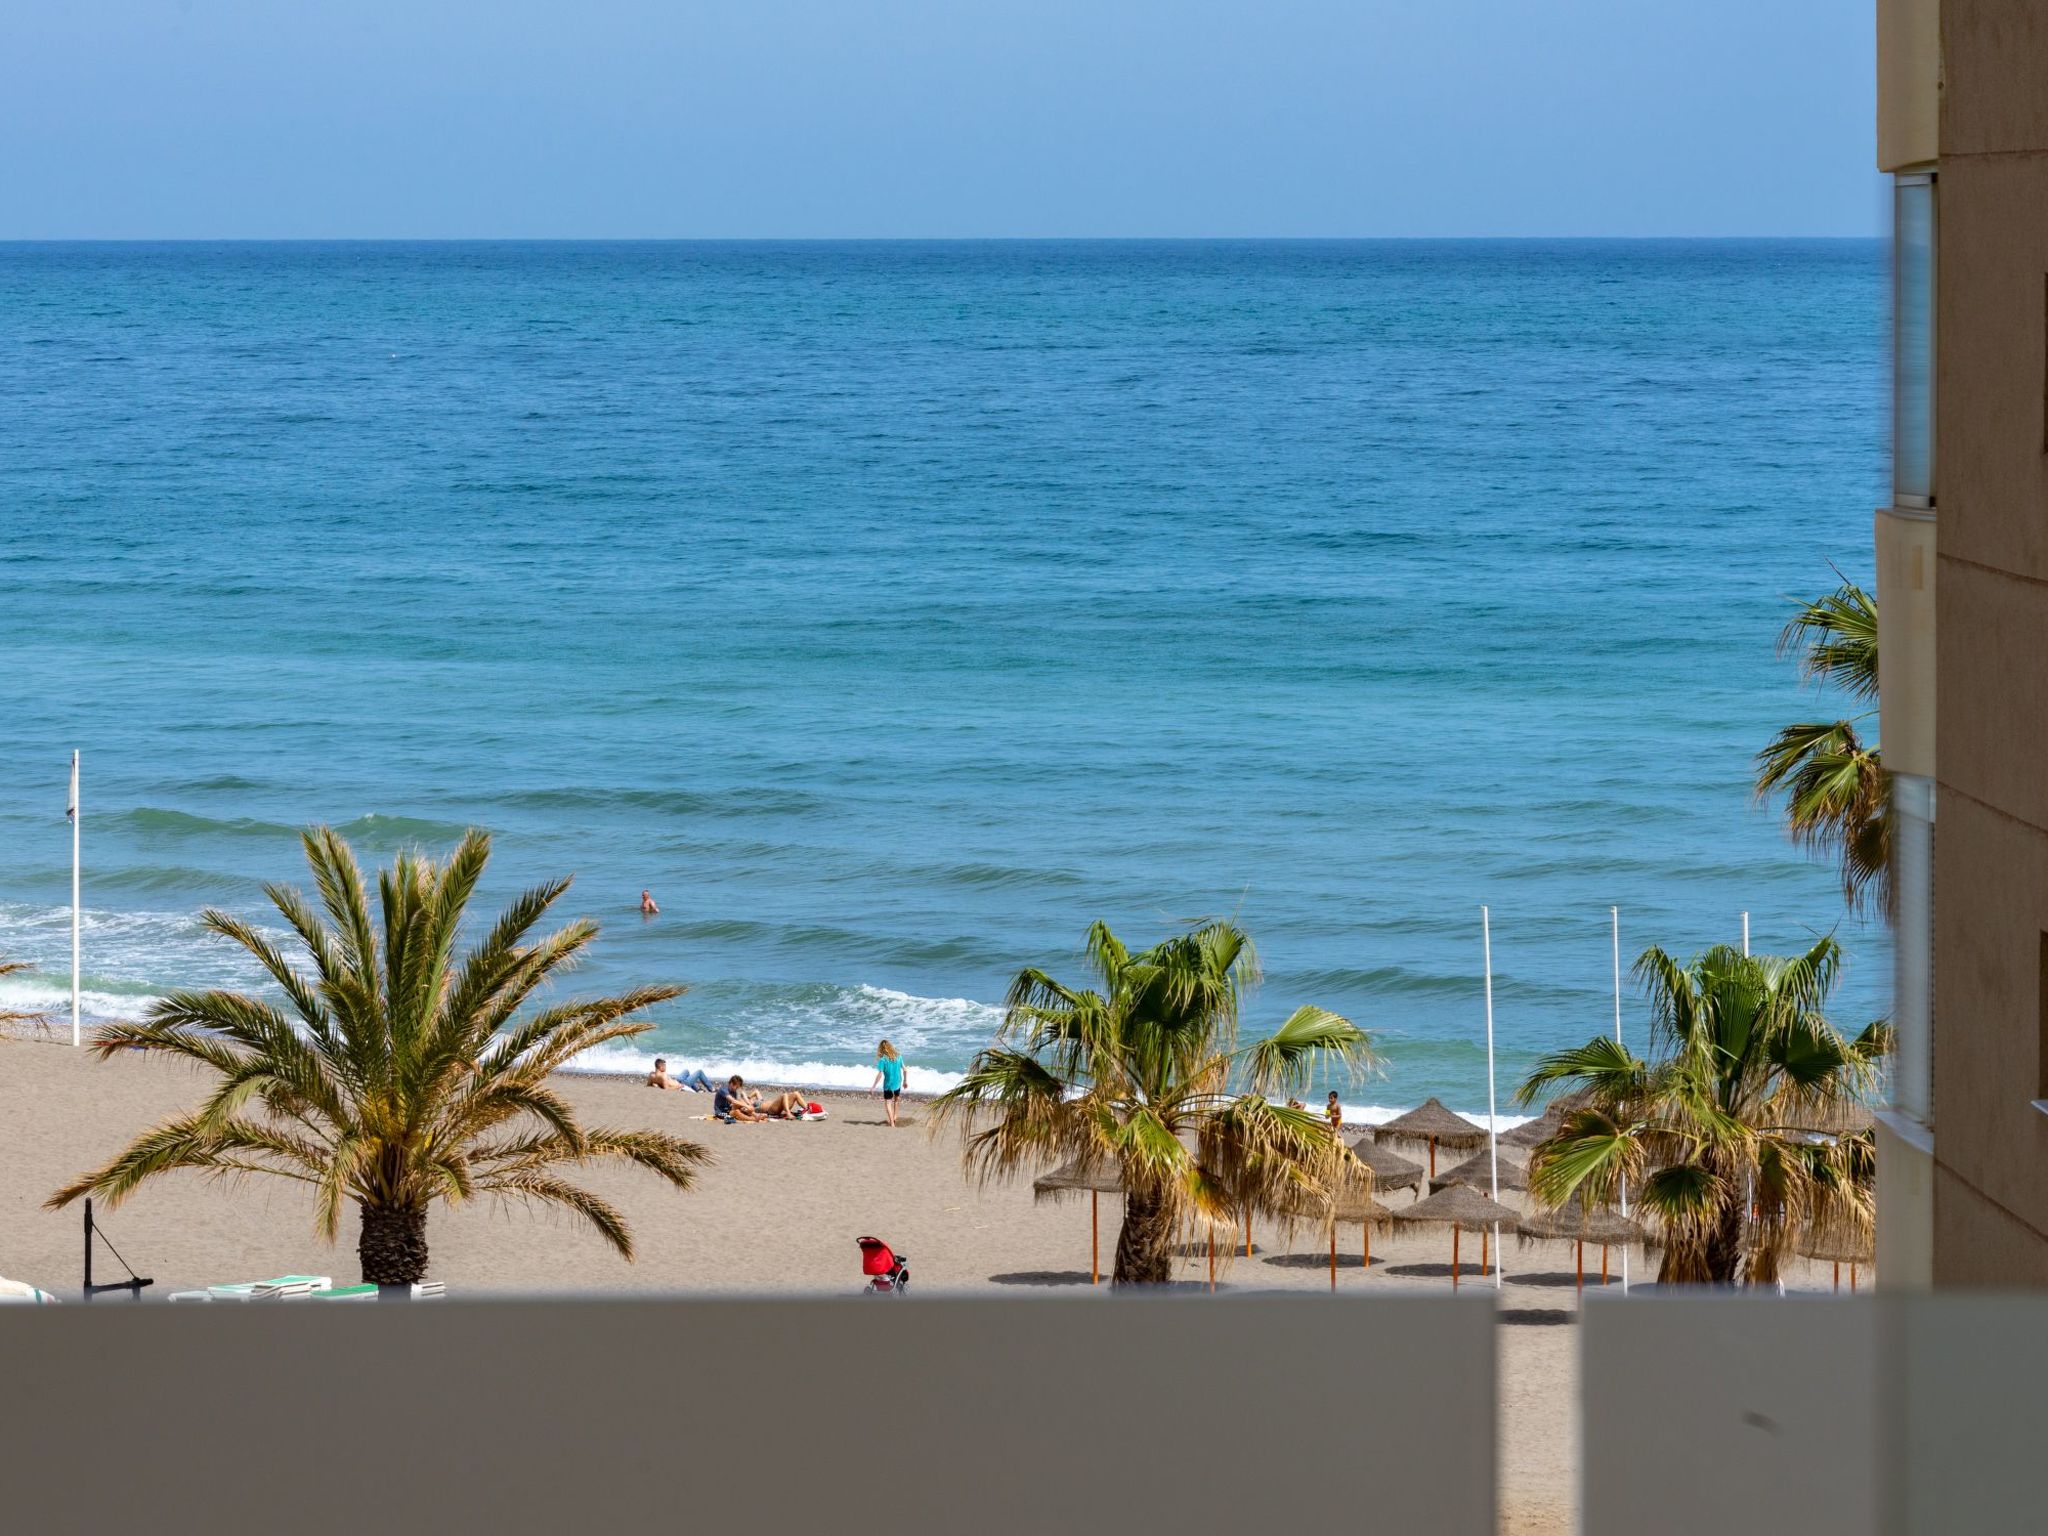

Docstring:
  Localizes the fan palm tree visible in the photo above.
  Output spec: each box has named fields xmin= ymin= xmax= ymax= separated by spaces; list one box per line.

xmin=929 ymin=920 xmax=1378 ymax=1286
xmin=1754 ymin=581 xmax=1889 ymax=917
xmin=48 ymin=827 xmax=709 ymax=1286
xmin=1516 ymin=936 xmax=1887 ymax=1286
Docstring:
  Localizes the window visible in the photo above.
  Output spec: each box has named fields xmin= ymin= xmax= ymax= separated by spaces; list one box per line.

xmin=1894 ymin=175 xmax=1936 ymax=505
xmin=1892 ymin=773 xmax=1935 ymax=1125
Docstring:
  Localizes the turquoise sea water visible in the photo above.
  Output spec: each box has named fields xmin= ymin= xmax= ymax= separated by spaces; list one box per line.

xmin=0 ymin=240 xmax=1885 ymax=1112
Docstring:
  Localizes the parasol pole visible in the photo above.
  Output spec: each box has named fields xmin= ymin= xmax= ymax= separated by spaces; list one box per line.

xmin=1614 ymin=906 xmax=1629 ymax=1296
xmin=1483 ymin=905 xmax=1501 ymax=1290
xmin=70 ymin=751 xmax=81 ymax=1048
xmin=1741 ymin=910 xmax=1750 ymax=956
xmin=1328 ymin=1215 xmax=1337 ymax=1292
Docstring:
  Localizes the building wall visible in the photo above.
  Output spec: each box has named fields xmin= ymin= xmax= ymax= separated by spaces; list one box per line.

xmin=1930 ymin=0 xmax=2048 ymax=1284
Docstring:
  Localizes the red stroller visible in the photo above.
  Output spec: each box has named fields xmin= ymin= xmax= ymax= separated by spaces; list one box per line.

xmin=857 ymin=1236 xmax=909 ymax=1295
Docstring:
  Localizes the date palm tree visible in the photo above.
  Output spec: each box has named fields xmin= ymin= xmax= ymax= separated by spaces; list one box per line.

xmin=1516 ymin=935 xmax=1887 ymax=1286
xmin=48 ymin=827 xmax=708 ymax=1286
xmin=930 ymin=919 xmax=1378 ymax=1286
xmin=1754 ymin=581 xmax=1888 ymax=916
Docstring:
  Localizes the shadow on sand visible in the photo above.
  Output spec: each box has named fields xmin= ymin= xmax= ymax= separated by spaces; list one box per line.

xmin=1262 ymin=1251 xmax=1383 ymax=1272
xmin=1383 ymin=1262 xmax=1498 ymax=1281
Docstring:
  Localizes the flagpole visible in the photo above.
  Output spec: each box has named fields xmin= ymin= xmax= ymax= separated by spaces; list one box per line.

xmin=1613 ymin=906 xmax=1628 ymax=1296
xmin=70 ymin=750 xmax=81 ymax=1049
xmin=1483 ymin=905 xmax=1500 ymax=1291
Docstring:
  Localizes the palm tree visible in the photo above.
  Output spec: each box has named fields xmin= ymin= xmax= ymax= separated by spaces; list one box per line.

xmin=1516 ymin=936 xmax=1887 ymax=1286
xmin=48 ymin=827 xmax=709 ymax=1286
xmin=1754 ymin=581 xmax=1889 ymax=916
xmin=929 ymin=920 xmax=1378 ymax=1286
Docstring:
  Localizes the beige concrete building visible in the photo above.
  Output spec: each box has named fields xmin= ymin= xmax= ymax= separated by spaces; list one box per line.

xmin=1875 ymin=0 xmax=2048 ymax=1286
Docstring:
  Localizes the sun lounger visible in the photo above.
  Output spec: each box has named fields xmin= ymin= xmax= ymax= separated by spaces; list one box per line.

xmin=174 ymin=1274 xmax=333 ymax=1302
xmin=308 ymin=1282 xmax=446 ymax=1301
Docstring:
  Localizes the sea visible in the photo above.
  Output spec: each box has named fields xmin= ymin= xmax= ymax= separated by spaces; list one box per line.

xmin=0 ymin=239 xmax=1886 ymax=1119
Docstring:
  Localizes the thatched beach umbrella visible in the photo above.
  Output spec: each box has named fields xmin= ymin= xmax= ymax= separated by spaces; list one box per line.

xmin=1500 ymin=1111 xmax=1560 ymax=1151
xmin=1374 ymin=1097 xmax=1488 ymax=1178
xmin=1392 ymin=1182 xmax=1519 ymax=1289
xmin=1032 ymin=1160 xmax=1123 ymax=1286
xmin=1430 ymin=1153 xmax=1526 ymax=1272
xmin=1284 ymin=1185 xmax=1396 ymax=1290
xmin=1779 ymin=1100 xmax=1877 ymax=1139
xmin=1346 ymin=1136 xmax=1425 ymax=1201
xmin=1431 ymin=1152 xmax=1528 ymax=1196
xmin=1517 ymin=1202 xmax=1645 ymax=1292
xmin=1793 ymin=1221 xmax=1875 ymax=1292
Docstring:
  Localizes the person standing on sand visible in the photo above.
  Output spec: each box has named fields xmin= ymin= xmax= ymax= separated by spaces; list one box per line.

xmin=1326 ymin=1091 xmax=1344 ymax=1135
xmin=870 ymin=1039 xmax=905 ymax=1127
xmin=640 ymin=890 xmax=659 ymax=916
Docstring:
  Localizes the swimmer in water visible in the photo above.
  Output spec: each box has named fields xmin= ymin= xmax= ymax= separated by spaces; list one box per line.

xmin=640 ymin=889 xmax=659 ymax=916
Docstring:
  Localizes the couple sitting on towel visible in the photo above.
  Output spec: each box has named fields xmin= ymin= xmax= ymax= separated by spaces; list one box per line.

xmin=714 ymin=1075 xmax=809 ymax=1122
xmin=648 ymin=1060 xmax=807 ymax=1121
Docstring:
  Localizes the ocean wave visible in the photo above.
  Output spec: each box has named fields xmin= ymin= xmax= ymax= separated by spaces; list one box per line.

xmin=564 ymin=1044 xmax=969 ymax=1096
xmin=494 ymin=786 xmax=825 ymax=819
xmin=330 ymin=813 xmax=478 ymax=848
xmin=115 ymin=807 xmax=298 ymax=840
xmin=559 ymin=1045 xmax=1531 ymax=1129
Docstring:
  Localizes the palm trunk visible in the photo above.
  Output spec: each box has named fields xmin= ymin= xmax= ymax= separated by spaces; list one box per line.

xmin=358 ymin=1201 xmax=430 ymax=1287
xmin=1112 ymin=1186 xmax=1175 ymax=1286
xmin=1704 ymin=1198 xmax=1746 ymax=1286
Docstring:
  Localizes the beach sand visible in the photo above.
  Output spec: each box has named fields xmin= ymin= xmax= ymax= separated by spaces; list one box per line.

xmin=0 ymin=1040 xmax=1852 ymax=1533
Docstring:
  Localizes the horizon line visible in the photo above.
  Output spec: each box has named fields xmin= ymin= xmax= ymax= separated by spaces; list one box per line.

xmin=0 ymin=233 xmax=1884 ymax=245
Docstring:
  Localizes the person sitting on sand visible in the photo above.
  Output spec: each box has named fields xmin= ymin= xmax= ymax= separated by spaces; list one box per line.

xmin=640 ymin=889 xmax=659 ymax=916
xmin=714 ymin=1076 xmax=766 ymax=1122
xmin=648 ymin=1057 xmax=714 ymax=1093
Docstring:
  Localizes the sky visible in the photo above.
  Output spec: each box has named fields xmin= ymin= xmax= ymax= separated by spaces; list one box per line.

xmin=2 ymin=0 xmax=1881 ymax=239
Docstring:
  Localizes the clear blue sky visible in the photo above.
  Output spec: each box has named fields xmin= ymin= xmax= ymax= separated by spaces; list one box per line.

xmin=2 ymin=0 xmax=1880 ymax=239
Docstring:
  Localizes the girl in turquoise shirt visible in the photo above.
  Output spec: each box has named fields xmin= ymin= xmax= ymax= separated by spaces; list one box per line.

xmin=871 ymin=1039 xmax=906 ymax=1128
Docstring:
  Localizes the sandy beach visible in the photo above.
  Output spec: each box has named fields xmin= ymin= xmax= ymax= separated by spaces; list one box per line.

xmin=0 ymin=1038 xmax=1852 ymax=1534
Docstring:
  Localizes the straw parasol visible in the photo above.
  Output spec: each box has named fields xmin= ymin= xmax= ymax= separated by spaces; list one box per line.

xmin=1792 ymin=1220 xmax=1875 ymax=1292
xmin=1516 ymin=1202 xmax=1646 ymax=1291
xmin=1392 ymin=1182 xmax=1519 ymax=1288
xmin=1283 ymin=1185 xmax=1396 ymax=1290
xmin=1033 ymin=1160 xmax=1123 ymax=1286
xmin=1778 ymin=1099 xmax=1877 ymax=1139
xmin=1431 ymin=1152 xmax=1528 ymax=1196
xmin=1373 ymin=1097 xmax=1488 ymax=1177
xmin=1501 ymin=1111 xmax=1560 ymax=1150
xmin=1346 ymin=1136 xmax=1425 ymax=1199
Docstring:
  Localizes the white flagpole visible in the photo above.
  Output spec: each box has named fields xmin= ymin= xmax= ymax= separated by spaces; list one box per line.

xmin=1483 ymin=905 xmax=1501 ymax=1290
xmin=70 ymin=750 xmax=81 ymax=1049
xmin=1614 ymin=906 xmax=1629 ymax=1296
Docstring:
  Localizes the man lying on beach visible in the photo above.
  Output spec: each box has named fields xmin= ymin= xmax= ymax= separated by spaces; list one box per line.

xmin=648 ymin=1058 xmax=714 ymax=1093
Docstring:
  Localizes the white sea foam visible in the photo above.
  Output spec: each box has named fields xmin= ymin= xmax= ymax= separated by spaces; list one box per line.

xmin=564 ymin=1043 xmax=969 ymax=1096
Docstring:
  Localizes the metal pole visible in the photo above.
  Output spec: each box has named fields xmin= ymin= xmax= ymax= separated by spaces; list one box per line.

xmin=1483 ymin=905 xmax=1501 ymax=1290
xmin=83 ymin=1198 xmax=92 ymax=1300
xmin=1615 ymin=906 xmax=1629 ymax=1296
xmin=71 ymin=750 xmax=81 ymax=1048
xmin=1741 ymin=910 xmax=1750 ymax=957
